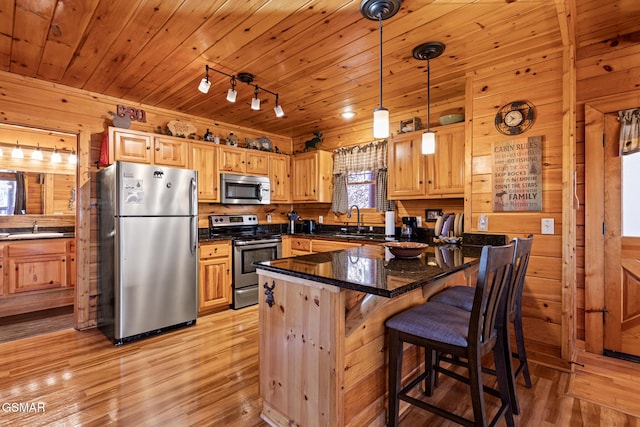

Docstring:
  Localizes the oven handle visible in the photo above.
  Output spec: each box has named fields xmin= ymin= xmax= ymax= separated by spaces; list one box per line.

xmin=234 ymin=238 xmax=282 ymax=246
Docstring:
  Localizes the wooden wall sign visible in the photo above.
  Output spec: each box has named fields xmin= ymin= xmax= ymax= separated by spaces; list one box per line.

xmin=492 ymin=135 xmax=542 ymax=212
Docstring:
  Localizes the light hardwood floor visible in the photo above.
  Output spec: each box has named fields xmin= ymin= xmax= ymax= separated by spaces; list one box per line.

xmin=0 ymin=306 xmax=638 ymax=426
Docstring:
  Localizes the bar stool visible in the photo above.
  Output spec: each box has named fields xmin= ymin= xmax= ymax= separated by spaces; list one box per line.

xmin=430 ymin=235 xmax=534 ymax=414
xmin=386 ymin=244 xmax=515 ymax=427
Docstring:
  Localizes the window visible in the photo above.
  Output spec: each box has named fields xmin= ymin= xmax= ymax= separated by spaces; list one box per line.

xmin=347 ymin=170 xmax=376 ymax=209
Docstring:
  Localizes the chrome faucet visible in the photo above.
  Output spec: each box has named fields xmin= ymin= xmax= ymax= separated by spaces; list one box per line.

xmin=347 ymin=205 xmax=362 ymax=233
xmin=33 ymin=220 xmax=38 ymax=233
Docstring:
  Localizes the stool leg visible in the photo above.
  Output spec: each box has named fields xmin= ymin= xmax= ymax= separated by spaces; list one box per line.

xmin=425 ymin=348 xmax=435 ymax=396
xmin=514 ymin=315 xmax=532 ymax=387
xmin=467 ymin=352 xmax=489 ymax=427
xmin=388 ymin=329 xmax=402 ymax=427
xmin=502 ymin=323 xmax=520 ymax=414
xmin=494 ymin=335 xmax=516 ymax=427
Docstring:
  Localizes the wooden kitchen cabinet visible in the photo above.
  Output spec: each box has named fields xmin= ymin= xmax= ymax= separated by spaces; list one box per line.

xmin=189 ymin=142 xmax=219 ymax=202
xmin=388 ymin=124 xmax=464 ymax=199
xmin=388 ymin=132 xmax=427 ymax=199
xmin=291 ymin=150 xmax=333 ymax=202
xmin=218 ymin=145 xmax=246 ymax=173
xmin=109 ymin=127 xmax=187 ymax=167
xmin=269 ymin=153 xmax=291 ymax=203
xmin=290 ymin=237 xmax=311 ymax=256
xmin=6 ymin=240 xmax=70 ymax=294
xmin=427 ymin=122 xmax=465 ymax=197
xmin=219 ymin=145 xmax=269 ymax=175
xmin=198 ymin=241 xmax=232 ymax=315
xmin=67 ymin=240 xmax=76 ymax=288
xmin=246 ymin=150 xmax=269 ymax=175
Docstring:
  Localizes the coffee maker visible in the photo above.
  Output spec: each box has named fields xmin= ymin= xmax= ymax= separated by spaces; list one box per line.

xmin=401 ymin=216 xmax=418 ymax=240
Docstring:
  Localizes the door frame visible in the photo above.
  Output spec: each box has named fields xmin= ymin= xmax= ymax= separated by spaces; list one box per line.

xmin=584 ymin=92 xmax=640 ymax=354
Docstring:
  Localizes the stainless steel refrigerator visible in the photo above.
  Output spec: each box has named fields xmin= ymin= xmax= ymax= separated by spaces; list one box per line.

xmin=98 ymin=161 xmax=198 ymax=345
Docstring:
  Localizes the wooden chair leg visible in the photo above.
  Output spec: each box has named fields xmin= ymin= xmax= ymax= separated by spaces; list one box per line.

xmin=467 ymin=353 xmax=489 ymax=427
xmin=502 ymin=324 xmax=520 ymax=414
xmin=425 ymin=348 xmax=435 ymax=396
xmin=494 ymin=335 xmax=516 ymax=427
xmin=387 ymin=329 xmax=402 ymax=427
xmin=514 ymin=315 xmax=532 ymax=387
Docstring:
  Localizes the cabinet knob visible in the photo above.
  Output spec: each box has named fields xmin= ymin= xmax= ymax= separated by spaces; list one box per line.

xmin=146 ymin=146 xmax=151 ymax=150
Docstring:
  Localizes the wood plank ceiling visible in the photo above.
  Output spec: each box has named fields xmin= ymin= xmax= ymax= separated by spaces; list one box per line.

xmin=0 ymin=0 xmax=638 ymax=138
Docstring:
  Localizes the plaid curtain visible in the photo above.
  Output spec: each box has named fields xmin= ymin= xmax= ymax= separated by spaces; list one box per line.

xmin=331 ymin=140 xmax=393 ymax=213
xmin=619 ymin=108 xmax=640 ymax=155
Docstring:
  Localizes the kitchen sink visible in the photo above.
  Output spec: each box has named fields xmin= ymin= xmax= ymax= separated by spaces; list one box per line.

xmin=325 ymin=233 xmax=388 ymax=241
xmin=2 ymin=232 xmax=65 ymax=240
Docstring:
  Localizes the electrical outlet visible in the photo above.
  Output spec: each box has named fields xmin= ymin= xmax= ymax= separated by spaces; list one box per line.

xmin=318 ymin=215 xmax=323 ymax=224
xmin=478 ymin=213 xmax=488 ymax=231
xmin=541 ymin=218 xmax=554 ymax=234
xmin=266 ymin=214 xmax=272 ymax=223
xmin=416 ymin=216 xmax=422 ymax=227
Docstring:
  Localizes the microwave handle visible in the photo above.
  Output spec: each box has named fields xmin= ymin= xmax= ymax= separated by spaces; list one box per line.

xmin=257 ymin=183 xmax=263 ymax=202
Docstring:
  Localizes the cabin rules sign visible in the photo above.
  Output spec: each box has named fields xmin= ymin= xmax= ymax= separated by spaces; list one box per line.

xmin=492 ymin=135 xmax=542 ymax=212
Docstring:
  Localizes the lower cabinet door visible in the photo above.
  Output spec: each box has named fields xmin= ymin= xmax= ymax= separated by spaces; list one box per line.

xmin=8 ymin=255 xmax=67 ymax=293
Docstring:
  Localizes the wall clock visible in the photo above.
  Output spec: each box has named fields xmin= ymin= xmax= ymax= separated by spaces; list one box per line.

xmin=495 ymin=100 xmax=536 ymax=135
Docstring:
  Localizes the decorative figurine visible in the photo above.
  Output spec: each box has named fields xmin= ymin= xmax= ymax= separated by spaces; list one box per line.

xmin=204 ymin=128 xmax=213 ymax=142
xmin=303 ymin=131 xmax=323 ymax=151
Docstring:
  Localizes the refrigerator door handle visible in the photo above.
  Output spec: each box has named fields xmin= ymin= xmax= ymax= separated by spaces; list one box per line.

xmin=190 ymin=216 xmax=198 ymax=255
xmin=190 ymin=177 xmax=198 ymax=255
xmin=190 ymin=177 xmax=198 ymax=216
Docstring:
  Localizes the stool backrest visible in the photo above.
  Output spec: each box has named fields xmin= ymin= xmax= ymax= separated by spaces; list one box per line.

xmin=507 ymin=235 xmax=533 ymax=318
xmin=470 ymin=244 xmax=515 ymax=346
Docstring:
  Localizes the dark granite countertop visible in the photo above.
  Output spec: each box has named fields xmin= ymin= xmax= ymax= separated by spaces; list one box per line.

xmin=255 ymin=244 xmax=481 ymax=298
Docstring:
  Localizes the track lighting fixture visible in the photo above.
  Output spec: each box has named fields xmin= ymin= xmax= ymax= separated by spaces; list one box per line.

xmin=412 ymin=41 xmax=445 ymax=155
xmin=12 ymin=141 xmax=23 ymax=159
xmin=198 ymin=65 xmax=284 ymax=118
xmin=274 ymin=94 xmax=285 ymax=118
xmin=251 ymin=87 xmax=261 ymax=111
xmin=226 ymin=76 xmax=237 ymax=102
xmin=360 ymin=0 xmax=402 ymax=139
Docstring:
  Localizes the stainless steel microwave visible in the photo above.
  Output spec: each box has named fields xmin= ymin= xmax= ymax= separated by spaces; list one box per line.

xmin=220 ymin=173 xmax=271 ymax=205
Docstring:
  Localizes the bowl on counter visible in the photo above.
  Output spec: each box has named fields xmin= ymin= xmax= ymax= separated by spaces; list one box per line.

xmin=438 ymin=114 xmax=464 ymax=125
xmin=383 ymin=242 xmax=429 ymax=259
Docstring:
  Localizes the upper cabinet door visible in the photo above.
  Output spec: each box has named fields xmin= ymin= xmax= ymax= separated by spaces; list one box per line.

xmin=110 ymin=128 xmax=152 ymax=164
xmin=269 ymin=153 xmax=291 ymax=203
xmin=246 ymin=150 xmax=269 ymax=175
xmin=291 ymin=151 xmax=333 ymax=202
xmin=427 ymin=123 xmax=465 ymax=197
xmin=189 ymin=142 xmax=219 ymax=202
xmin=388 ymin=133 xmax=426 ymax=199
xmin=154 ymin=136 xmax=187 ymax=167
xmin=218 ymin=145 xmax=246 ymax=173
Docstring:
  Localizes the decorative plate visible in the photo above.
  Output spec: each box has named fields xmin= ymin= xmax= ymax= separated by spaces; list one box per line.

xmin=257 ymin=136 xmax=273 ymax=152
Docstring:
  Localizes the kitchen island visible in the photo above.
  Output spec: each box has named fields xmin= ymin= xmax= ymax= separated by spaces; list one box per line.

xmin=255 ymin=244 xmax=481 ymax=427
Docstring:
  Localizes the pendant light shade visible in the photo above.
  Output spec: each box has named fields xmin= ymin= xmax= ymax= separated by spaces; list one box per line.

xmin=226 ymin=76 xmax=237 ymax=102
xmin=51 ymin=146 xmax=62 ymax=163
xmin=31 ymin=143 xmax=43 ymax=160
xmin=360 ymin=0 xmax=402 ymax=139
xmin=422 ymin=131 xmax=436 ymax=155
xmin=373 ymin=108 xmax=389 ymax=139
xmin=412 ymin=42 xmax=445 ymax=155
xmin=12 ymin=141 xmax=24 ymax=159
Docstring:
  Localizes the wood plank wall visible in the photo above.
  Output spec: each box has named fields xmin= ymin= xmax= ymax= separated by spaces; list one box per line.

xmin=467 ymin=48 xmax=567 ymax=367
xmin=576 ymin=34 xmax=640 ymax=350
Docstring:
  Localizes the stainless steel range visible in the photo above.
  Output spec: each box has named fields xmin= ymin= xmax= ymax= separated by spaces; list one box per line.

xmin=209 ymin=214 xmax=282 ymax=309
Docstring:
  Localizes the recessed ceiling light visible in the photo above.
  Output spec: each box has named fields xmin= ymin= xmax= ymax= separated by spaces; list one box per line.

xmin=341 ymin=111 xmax=356 ymax=119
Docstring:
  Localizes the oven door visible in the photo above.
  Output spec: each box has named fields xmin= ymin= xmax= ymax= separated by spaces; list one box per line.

xmin=220 ymin=174 xmax=271 ymax=205
xmin=233 ymin=239 xmax=282 ymax=289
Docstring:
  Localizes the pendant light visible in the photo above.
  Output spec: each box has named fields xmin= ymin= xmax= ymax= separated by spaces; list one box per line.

xmin=360 ymin=0 xmax=402 ymax=139
xmin=412 ymin=42 xmax=445 ymax=155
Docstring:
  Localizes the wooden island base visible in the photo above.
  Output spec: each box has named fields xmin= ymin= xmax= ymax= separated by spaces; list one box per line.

xmin=257 ymin=268 xmax=474 ymax=427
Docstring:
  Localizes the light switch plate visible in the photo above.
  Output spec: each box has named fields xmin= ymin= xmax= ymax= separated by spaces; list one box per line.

xmin=541 ymin=218 xmax=554 ymax=234
xmin=478 ymin=213 xmax=488 ymax=231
